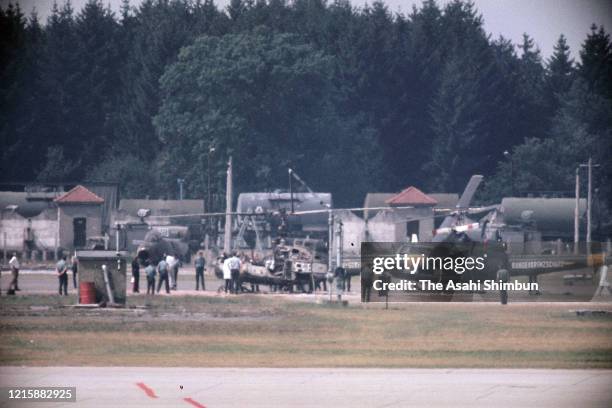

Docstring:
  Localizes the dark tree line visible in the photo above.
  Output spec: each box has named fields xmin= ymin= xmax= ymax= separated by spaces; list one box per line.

xmin=1 ymin=0 xmax=610 ymax=208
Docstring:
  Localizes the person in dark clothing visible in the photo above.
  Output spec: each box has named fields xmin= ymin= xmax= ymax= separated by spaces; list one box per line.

xmin=334 ymin=266 xmax=346 ymax=301
xmin=57 ymin=255 xmax=68 ymax=296
xmin=361 ymin=262 xmax=374 ymax=302
xmin=71 ymin=255 xmax=78 ymax=289
xmin=131 ymin=257 xmax=140 ymax=293
xmin=156 ymin=256 xmax=170 ymax=294
xmin=194 ymin=251 xmax=206 ymax=291
xmin=144 ymin=260 xmax=156 ymax=295
xmin=344 ymin=270 xmax=352 ymax=292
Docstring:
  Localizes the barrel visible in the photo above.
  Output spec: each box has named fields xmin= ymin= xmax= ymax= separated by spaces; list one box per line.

xmin=79 ymin=282 xmax=97 ymax=304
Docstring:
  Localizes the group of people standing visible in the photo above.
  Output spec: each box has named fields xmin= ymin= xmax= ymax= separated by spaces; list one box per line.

xmin=222 ymin=252 xmax=242 ymax=294
xmin=3 ymin=251 xmax=353 ymax=298
xmin=132 ymin=251 xmax=207 ymax=295
xmin=3 ymin=252 xmax=78 ymax=296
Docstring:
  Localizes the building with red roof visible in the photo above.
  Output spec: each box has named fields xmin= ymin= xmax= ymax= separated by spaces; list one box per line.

xmin=385 ymin=186 xmax=438 ymax=206
xmin=54 ymin=185 xmax=105 ymax=204
xmin=55 ymin=185 xmax=104 ymax=249
xmin=342 ymin=186 xmax=439 ymax=247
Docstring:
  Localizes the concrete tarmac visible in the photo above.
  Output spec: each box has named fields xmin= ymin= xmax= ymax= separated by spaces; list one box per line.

xmin=2 ymin=270 xmax=357 ymax=299
xmin=0 ymin=367 xmax=610 ymax=407
xmin=1 ymin=269 xmax=230 ymax=294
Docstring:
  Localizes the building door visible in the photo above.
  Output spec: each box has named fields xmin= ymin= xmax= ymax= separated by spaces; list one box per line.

xmin=406 ymin=220 xmax=419 ymax=240
xmin=73 ymin=218 xmax=86 ymax=248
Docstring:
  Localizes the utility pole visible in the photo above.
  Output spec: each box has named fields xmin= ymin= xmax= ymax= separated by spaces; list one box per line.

xmin=587 ymin=157 xmax=592 ymax=243
xmin=579 ymin=158 xmax=600 ymax=244
xmin=224 ymin=156 xmax=233 ymax=254
xmin=177 ymin=178 xmax=185 ymax=200
xmin=335 ymin=219 xmax=343 ymax=302
xmin=328 ymin=211 xmax=334 ymax=272
xmin=205 ymin=146 xmax=216 ymax=251
xmin=288 ymin=168 xmax=294 ymax=213
xmin=504 ymin=150 xmax=515 ymax=196
xmin=574 ymin=167 xmax=580 ymax=254
xmin=335 ymin=219 xmax=343 ymax=271
xmin=327 ymin=211 xmax=334 ymax=301
xmin=207 ymin=146 xmax=215 ymax=213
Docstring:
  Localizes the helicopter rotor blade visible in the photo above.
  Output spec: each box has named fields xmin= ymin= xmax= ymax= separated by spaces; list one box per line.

xmin=456 ymin=175 xmax=484 ymax=209
xmin=434 ymin=175 xmax=484 ymax=236
xmin=147 ymin=211 xmax=266 ymax=219
xmin=289 ymin=206 xmax=415 ymax=216
xmin=433 ymin=204 xmax=499 ymax=215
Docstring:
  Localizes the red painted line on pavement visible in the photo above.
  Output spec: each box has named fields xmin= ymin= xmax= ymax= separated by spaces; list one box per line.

xmin=136 ymin=382 xmax=158 ymax=399
xmin=184 ymin=397 xmax=207 ymax=408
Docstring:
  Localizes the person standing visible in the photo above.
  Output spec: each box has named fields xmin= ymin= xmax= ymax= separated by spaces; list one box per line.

xmin=71 ymin=255 xmax=78 ymax=289
xmin=131 ymin=256 xmax=140 ymax=293
xmin=174 ymin=257 xmax=180 ymax=290
xmin=144 ymin=260 xmax=156 ymax=295
xmin=344 ymin=269 xmax=352 ymax=293
xmin=334 ymin=266 xmax=346 ymax=301
xmin=8 ymin=252 xmax=20 ymax=294
xmin=156 ymin=256 xmax=170 ymax=294
xmin=229 ymin=252 xmax=241 ymax=294
xmin=361 ymin=261 xmax=374 ymax=302
xmin=194 ymin=251 xmax=206 ymax=291
xmin=166 ymin=254 xmax=178 ymax=290
xmin=222 ymin=254 xmax=232 ymax=293
xmin=57 ymin=255 xmax=68 ymax=296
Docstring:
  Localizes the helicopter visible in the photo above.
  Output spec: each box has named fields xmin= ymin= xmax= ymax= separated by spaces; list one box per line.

xmin=213 ymin=236 xmax=329 ymax=293
xmin=361 ymin=175 xmax=610 ymax=304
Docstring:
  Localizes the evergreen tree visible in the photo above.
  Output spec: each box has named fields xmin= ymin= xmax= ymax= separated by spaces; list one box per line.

xmin=114 ymin=0 xmax=211 ymax=162
xmin=35 ymin=1 xmax=82 ymax=180
xmin=482 ymin=79 xmax=611 ymax=205
xmin=578 ymin=24 xmax=612 ymax=99
xmin=424 ymin=0 xmax=501 ymax=192
xmin=401 ymin=0 xmax=444 ymax=188
xmin=426 ymin=50 xmax=486 ymax=192
xmin=1 ymin=0 xmax=610 ymax=209
xmin=227 ymin=0 xmax=247 ymax=23
xmin=516 ymin=33 xmax=548 ymax=140
xmin=544 ymin=34 xmax=575 ymax=119
xmin=0 ymin=3 xmax=30 ymax=180
xmin=72 ymin=0 xmax=121 ymax=165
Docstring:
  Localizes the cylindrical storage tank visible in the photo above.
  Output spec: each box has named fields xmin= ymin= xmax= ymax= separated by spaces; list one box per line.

xmin=500 ymin=198 xmax=586 ymax=238
xmin=79 ymin=281 xmax=96 ymax=304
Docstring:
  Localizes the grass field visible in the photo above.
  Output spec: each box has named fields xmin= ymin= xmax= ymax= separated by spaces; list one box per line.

xmin=1 ymin=294 xmax=611 ymax=368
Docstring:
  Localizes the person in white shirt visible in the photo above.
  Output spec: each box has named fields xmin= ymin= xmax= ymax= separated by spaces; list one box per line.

xmin=8 ymin=252 xmax=20 ymax=294
xmin=228 ymin=253 xmax=242 ymax=294
xmin=165 ymin=254 xmax=178 ymax=290
xmin=222 ymin=254 xmax=232 ymax=293
xmin=56 ymin=255 xmax=68 ymax=296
